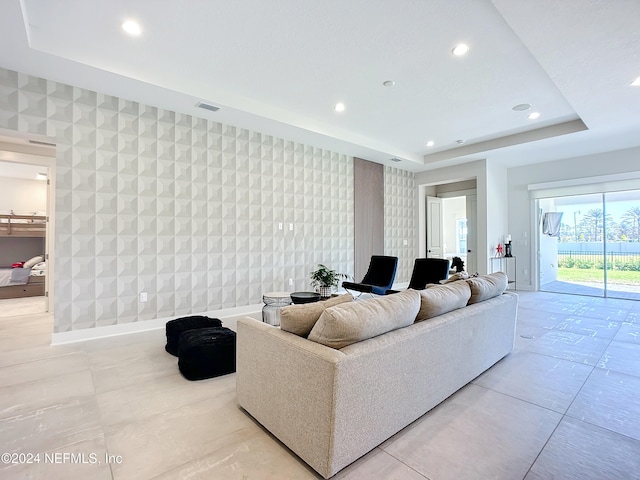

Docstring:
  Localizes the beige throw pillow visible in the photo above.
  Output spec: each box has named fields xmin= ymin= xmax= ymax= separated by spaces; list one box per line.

xmin=416 ymin=281 xmax=471 ymax=321
xmin=466 ymin=272 xmax=508 ymax=304
xmin=307 ymin=289 xmax=420 ymax=349
xmin=280 ymin=293 xmax=353 ymax=337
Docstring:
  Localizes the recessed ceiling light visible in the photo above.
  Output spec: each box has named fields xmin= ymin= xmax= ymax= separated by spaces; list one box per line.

xmin=528 ymin=112 xmax=541 ymax=120
xmin=426 ymin=140 xmax=435 ymax=147
xmin=334 ymin=102 xmax=345 ymax=113
xmin=456 ymin=139 xmax=466 ymax=145
xmin=382 ymin=80 xmax=396 ymax=87
xmin=122 ymin=20 xmax=142 ymax=36
xmin=512 ymin=103 xmax=531 ymax=112
xmin=452 ymin=44 xmax=469 ymax=56
xmin=631 ymin=76 xmax=640 ymax=86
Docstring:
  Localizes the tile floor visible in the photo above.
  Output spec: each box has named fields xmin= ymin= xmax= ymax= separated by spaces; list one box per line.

xmin=0 ymin=291 xmax=639 ymax=479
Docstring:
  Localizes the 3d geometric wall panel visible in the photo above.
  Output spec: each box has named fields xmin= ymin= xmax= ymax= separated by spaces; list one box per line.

xmin=0 ymin=67 xmax=414 ymax=333
xmin=384 ymin=166 xmax=417 ymax=282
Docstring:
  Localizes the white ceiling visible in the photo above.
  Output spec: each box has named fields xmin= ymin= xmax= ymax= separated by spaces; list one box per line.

xmin=0 ymin=0 xmax=639 ymax=173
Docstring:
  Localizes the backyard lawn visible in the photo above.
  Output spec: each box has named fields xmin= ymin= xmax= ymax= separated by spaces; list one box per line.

xmin=558 ymin=268 xmax=640 ymax=286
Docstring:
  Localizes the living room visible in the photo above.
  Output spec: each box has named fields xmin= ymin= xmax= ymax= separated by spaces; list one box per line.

xmin=1 ymin=1 xmax=639 ymax=479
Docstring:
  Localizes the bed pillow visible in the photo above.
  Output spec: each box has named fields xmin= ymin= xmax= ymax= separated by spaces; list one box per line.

xmin=307 ymin=289 xmax=420 ymax=349
xmin=467 ymin=272 xmax=508 ymax=304
xmin=416 ymin=281 xmax=471 ymax=321
xmin=280 ymin=293 xmax=353 ymax=337
xmin=23 ymin=255 xmax=44 ymax=269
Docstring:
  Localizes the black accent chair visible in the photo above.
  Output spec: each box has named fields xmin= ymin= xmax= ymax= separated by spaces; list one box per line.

xmin=408 ymin=258 xmax=450 ymax=289
xmin=342 ymin=255 xmax=398 ymax=297
xmin=387 ymin=258 xmax=450 ymax=294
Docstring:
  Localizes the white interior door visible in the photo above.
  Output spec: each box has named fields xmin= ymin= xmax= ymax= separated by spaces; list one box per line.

xmin=426 ymin=196 xmax=443 ymax=258
xmin=466 ymin=194 xmax=477 ymax=274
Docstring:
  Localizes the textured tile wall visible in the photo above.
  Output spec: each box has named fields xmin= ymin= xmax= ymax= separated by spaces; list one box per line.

xmin=0 ymin=68 xmax=355 ymax=332
xmin=384 ymin=166 xmax=417 ymax=282
xmin=0 ymin=67 xmax=414 ymax=333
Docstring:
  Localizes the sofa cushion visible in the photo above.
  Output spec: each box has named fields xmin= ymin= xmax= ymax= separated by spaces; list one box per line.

xmin=307 ymin=289 xmax=420 ymax=349
xmin=416 ymin=281 xmax=471 ymax=321
xmin=467 ymin=272 xmax=508 ymax=304
xmin=280 ymin=293 xmax=353 ymax=337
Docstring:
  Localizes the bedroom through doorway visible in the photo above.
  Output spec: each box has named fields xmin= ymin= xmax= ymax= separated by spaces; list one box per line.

xmin=0 ymin=131 xmax=55 ymax=316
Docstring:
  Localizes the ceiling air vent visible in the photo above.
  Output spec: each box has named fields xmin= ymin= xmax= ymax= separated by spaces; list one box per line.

xmin=196 ymin=102 xmax=220 ymax=112
xmin=28 ymin=139 xmax=56 ymax=147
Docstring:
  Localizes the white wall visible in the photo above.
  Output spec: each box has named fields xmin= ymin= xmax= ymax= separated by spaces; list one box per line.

xmin=507 ymin=146 xmax=640 ymax=290
xmin=486 ymin=161 xmax=508 ymax=266
xmin=538 ymin=198 xmax=559 ymax=285
xmin=0 ymin=177 xmax=47 ymax=214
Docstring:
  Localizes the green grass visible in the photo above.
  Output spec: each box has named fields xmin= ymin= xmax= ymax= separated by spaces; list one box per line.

xmin=557 ymin=268 xmax=640 ymax=285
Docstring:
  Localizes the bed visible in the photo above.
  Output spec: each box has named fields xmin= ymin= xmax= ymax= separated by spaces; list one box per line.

xmin=0 ymin=213 xmax=47 ymax=299
xmin=0 ymin=214 xmax=47 ymax=237
xmin=0 ymin=260 xmax=46 ymax=300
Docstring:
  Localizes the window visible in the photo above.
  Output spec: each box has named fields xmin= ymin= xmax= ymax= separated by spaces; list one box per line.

xmin=456 ymin=219 xmax=467 ymax=255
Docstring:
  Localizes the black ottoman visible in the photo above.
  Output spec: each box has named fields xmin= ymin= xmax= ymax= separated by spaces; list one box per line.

xmin=165 ymin=316 xmax=222 ymax=356
xmin=177 ymin=327 xmax=236 ymax=381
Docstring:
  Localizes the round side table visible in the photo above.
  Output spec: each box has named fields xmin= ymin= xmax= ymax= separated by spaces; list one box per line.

xmin=262 ymin=292 xmax=292 ymax=327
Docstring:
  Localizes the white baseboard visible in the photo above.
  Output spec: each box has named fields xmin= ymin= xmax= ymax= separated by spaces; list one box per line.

xmin=51 ymin=303 xmax=264 ymax=345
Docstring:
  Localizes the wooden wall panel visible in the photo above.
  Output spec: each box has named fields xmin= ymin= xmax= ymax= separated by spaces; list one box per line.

xmin=354 ymin=158 xmax=384 ymax=280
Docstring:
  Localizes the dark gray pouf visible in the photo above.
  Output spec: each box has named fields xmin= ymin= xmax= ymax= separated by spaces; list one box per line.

xmin=165 ymin=316 xmax=222 ymax=356
xmin=177 ymin=327 xmax=236 ymax=381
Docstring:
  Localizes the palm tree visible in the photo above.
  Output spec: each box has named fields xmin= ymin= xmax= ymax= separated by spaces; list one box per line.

xmin=622 ymin=206 xmax=640 ymax=242
xmin=580 ymin=208 xmax=612 ymax=242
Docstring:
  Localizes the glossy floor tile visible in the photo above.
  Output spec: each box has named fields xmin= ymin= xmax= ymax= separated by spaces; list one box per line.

xmin=553 ymin=315 xmax=621 ymax=338
xmin=614 ymin=322 xmax=640 ymax=344
xmin=566 ymin=368 xmax=640 ymax=442
xmin=597 ymin=340 xmax=640 ymax=378
xmin=1 ymin=292 xmax=639 ymax=480
xmin=525 ymin=416 xmax=640 ymax=480
xmin=381 ymin=384 xmax=562 ymax=480
xmin=473 ymin=350 xmax=592 ymax=413
xmin=524 ymin=330 xmax=610 ymax=365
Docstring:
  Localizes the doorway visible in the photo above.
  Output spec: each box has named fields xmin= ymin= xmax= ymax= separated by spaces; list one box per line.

xmin=0 ymin=132 xmax=56 ymax=314
xmin=424 ymin=183 xmax=478 ymax=275
xmin=538 ymin=189 xmax=640 ymax=300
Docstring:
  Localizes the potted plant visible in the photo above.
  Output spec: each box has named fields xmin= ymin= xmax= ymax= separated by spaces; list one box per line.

xmin=310 ymin=264 xmax=349 ymax=298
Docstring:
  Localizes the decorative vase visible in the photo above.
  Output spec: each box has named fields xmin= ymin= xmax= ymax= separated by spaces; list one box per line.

xmin=318 ymin=286 xmax=332 ymax=298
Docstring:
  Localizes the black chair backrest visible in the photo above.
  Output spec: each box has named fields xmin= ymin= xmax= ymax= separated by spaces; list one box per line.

xmin=408 ymin=258 xmax=450 ymax=290
xmin=361 ymin=255 xmax=398 ymax=288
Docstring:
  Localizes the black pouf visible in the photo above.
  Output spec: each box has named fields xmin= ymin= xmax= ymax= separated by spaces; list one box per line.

xmin=178 ymin=327 xmax=236 ymax=381
xmin=165 ymin=316 xmax=222 ymax=356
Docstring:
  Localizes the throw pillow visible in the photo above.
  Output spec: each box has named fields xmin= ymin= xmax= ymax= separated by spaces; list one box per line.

xmin=467 ymin=272 xmax=508 ymax=304
xmin=416 ymin=281 xmax=471 ymax=321
xmin=307 ymin=289 xmax=420 ymax=349
xmin=23 ymin=255 xmax=44 ymax=269
xmin=280 ymin=293 xmax=353 ymax=337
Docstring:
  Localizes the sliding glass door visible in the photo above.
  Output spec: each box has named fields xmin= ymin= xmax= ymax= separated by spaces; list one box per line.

xmin=539 ymin=189 xmax=640 ymax=300
xmin=603 ymin=190 xmax=640 ymax=300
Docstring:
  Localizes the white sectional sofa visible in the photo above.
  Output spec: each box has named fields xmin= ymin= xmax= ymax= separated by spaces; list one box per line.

xmin=236 ymin=273 xmax=518 ymax=478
